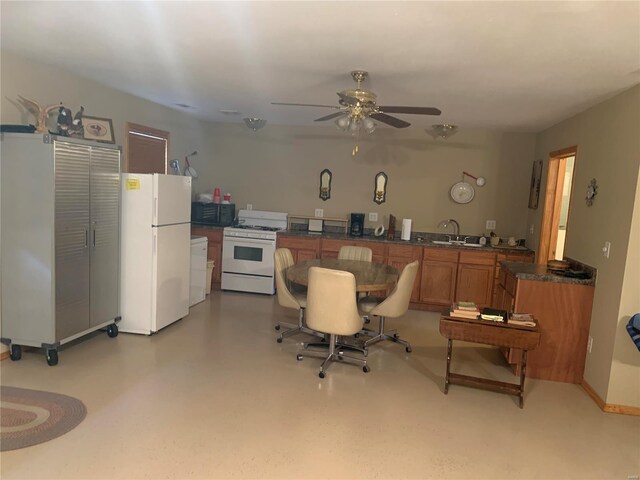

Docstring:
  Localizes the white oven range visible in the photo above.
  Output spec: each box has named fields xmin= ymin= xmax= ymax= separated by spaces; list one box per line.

xmin=221 ymin=210 xmax=288 ymax=294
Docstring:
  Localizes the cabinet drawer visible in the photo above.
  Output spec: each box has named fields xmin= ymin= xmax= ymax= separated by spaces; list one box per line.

xmin=387 ymin=244 xmax=421 ymax=259
xmin=191 ymin=227 xmax=223 ymax=242
xmin=321 ymin=238 xmax=351 ymax=253
xmin=277 ymin=235 xmax=320 ymax=251
xmin=459 ymin=250 xmax=496 ymax=266
xmin=423 ymin=247 xmax=459 ymax=262
xmin=353 ymin=241 xmax=386 ymax=257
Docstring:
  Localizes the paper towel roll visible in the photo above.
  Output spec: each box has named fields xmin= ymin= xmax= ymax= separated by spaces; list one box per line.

xmin=401 ymin=218 xmax=412 ymax=241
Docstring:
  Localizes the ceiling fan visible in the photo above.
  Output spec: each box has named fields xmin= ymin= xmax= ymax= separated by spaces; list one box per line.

xmin=272 ymin=70 xmax=441 ymax=155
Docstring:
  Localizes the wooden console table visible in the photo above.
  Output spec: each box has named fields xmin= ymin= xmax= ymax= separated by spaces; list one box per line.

xmin=439 ymin=314 xmax=540 ymax=408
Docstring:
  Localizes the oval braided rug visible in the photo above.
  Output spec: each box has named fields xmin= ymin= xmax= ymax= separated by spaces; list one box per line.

xmin=1 ymin=386 xmax=87 ymax=451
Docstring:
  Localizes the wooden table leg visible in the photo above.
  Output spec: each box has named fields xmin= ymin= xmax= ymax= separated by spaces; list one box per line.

xmin=519 ymin=349 xmax=528 ymax=408
xmin=444 ymin=339 xmax=452 ymax=394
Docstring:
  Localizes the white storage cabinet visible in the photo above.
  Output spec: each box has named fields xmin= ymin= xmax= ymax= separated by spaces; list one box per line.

xmin=1 ymin=133 xmax=121 ymax=365
xmin=190 ymin=236 xmax=208 ymax=306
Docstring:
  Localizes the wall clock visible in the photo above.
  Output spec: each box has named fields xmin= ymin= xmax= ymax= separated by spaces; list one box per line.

xmin=450 ymin=181 xmax=475 ymax=204
xmin=585 ymin=178 xmax=598 ymax=206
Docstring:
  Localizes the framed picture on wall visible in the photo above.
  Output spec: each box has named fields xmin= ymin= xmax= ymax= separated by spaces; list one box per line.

xmin=528 ymin=159 xmax=543 ymax=209
xmin=82 ymin=116 xmax=115 ymax=144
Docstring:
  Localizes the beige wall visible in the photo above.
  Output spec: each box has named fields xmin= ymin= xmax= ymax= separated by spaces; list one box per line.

xmin=529 ymin=85 xmax=640 ymax=407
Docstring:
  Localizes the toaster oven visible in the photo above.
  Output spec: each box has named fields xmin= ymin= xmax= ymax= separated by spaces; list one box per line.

xmin=191 ymin=202 xmax=235 ymax=226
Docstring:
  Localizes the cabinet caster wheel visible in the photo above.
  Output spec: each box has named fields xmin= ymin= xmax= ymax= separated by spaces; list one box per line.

xmin=363 ymin=365 xmax=370 ymax=373
xmin=274 ymin=325 xmax=281 ymax=331
xmin=107 ymin=324 xmax=118 ymax=338
xmin=319 ymin=371 xmax=325 ymax=379
xmin=406 ymin=346 xmax=412 ymax=353
xmin=276 ymin=337 xmax=283 ymax=343
xmin=46 ymin=349 xmax=58 ymax=366
xmin=9 ymin=344 xmax=22 ymax=361
xmin=296 ymin=354 xmax=303 ymax=361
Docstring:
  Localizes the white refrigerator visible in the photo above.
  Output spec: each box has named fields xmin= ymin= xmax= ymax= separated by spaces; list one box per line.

xmin=119 ymin=174 xmax=192 ymax=334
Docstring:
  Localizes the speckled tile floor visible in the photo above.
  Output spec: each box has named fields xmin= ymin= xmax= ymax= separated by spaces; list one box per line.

xmin=1 ymin=291 xmax=638 ymax=479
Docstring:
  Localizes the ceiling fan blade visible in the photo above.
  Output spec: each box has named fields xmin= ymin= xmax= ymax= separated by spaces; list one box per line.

xmin=271 ymin=102 xmax=340 ymax=109
xmin=314 ymin=112 xmax=345 ymax=122
xmin=378 ymin=106 xmax=442 ymax=116
xmin=371 ymin=113 xmax=411 ymax=128
xmin=337 ymin=92 xmax=359 ymax=106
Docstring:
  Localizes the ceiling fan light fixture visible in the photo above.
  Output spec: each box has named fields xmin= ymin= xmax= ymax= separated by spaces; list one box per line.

xmin=363 ymin=117 xmax=376 ymax=134
xmin=335 ymin=115 xmax=350 ymax=131
xmin=429 ymin=124 xmax=458 ymax=140
xmin=243 ymin=117 xmax=266 ymax=132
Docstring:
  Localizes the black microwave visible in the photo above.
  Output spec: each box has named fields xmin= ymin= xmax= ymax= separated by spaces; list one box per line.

xmin=191 ymin=202 xmax=235 ymax=226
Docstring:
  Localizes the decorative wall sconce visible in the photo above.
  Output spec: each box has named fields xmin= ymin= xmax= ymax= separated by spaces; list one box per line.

xmin=373 ymin=171 xmax=388 ymax=205
xmin=319 ymin=169 xmax=332 ymax=201
xmin=585 ymin=178 xmax=598 ymax=206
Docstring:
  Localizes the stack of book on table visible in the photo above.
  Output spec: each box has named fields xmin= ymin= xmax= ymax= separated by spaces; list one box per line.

xmin=479 ymin=308 xmax=508 ymax=323
xmin=508 ymin=313 xmax=536 ymax=327
xmin=450 ymin=301 xmax=480 ymax=319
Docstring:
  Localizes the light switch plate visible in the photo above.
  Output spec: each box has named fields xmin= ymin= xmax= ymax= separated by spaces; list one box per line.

xmin=369 ymin=212 xmax=378 ymax=222
xmin=603 ymin=241 xmax=611 ymax=258
xmin=314 ymin=209 xmax=323 ymax=218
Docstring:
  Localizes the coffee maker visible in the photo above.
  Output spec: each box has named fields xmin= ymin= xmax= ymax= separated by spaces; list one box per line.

xmin=350 ymin=213 xmax=365 ymax=237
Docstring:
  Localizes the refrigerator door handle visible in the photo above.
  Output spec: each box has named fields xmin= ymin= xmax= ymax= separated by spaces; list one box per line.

xmin=153 ymin=231 xmax=157 ymax=254
xmin=153 ymin=196 xmax=158 ymax=224
xmin=84 ymin=228 xmax=89 ymax=248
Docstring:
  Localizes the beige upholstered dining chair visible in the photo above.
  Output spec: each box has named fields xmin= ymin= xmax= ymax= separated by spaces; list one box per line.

xmin=358 ymin=260 xmax=420 ymax=353
xmin=338 ymin=245 xmax=373 ymax=262
xmin=274 ymin=248 xmax=320 ymax=343
xmin=296 ymin=267 xmax=369 ymax=378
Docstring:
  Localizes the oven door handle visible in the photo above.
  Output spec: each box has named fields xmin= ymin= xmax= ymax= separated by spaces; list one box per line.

xmin=224 ymin=236 xmax=275 ymax=245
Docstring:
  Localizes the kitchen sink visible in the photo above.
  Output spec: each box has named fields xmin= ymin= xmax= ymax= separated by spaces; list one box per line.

xmin=431 ymin=240 xmax=483 ymax=248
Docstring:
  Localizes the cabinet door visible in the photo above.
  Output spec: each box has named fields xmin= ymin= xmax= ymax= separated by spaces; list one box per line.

xmin=89 ymin=146 xmax=121 ymax=327
xmin=54 ymin=142 xmax=91 ymax=340
xmin=456 ymin=263 xmax=494 ymax=308
xmin=420 ymin=261 xmax=457 ymax=305
xmin=386 ymin=245 xmax=422 ymax=301
xmin=296 ymin=249 xmax=318 ymax=262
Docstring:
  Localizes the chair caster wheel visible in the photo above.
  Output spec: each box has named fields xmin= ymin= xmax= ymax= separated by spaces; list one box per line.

xmin=364 ymin=318 xmax=370 ymax=324
xmin=276 ymin=337 xmax=283 ymax=343
xmin=275 ymin=325 xmax=281 ymax=331
xmin=363 ymin=365 xmax=370 ymax=373
xmin=319 ymin=371 xmax=326 ymax=379
xmin=296 ymin=354 xmax=303 ymax=361
xmin=393 ymin=333 xmax=400 ymax=339
xmin=406 ymin=346 xmax=412 ymax=353
xmin=354 ymin=333 xmax=359 ymax=338
xmin=338 ymin=355 xmax=343 ymax=360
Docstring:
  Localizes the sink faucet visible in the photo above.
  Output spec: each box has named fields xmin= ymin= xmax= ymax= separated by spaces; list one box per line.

xmin=438 ymin=219 xmax=460 ymax=237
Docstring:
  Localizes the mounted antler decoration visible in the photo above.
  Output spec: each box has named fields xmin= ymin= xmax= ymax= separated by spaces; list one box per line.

xmin=16 ymin=95 xmax=62 ymax=133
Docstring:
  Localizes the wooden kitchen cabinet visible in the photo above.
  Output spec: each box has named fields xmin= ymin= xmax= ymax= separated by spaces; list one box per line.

xmin=386 ymin=244 xmax=422 ymax=302
xmin=492 ymin=251 xmax=534 ymax=307
xmin=191 ymin=227 xmax=223 ymax=290
xmin=276 ymin=235 xmax=320 ymax=263
xmin=320 ymin=238 xmax=386 ymax=263
xmin=455 ymin=251 xmax=496 ymax=309
xmin=420 ymin=248 xmax=458 ymax=307
xmin=500 ymin=268 xmax=594 ymax=384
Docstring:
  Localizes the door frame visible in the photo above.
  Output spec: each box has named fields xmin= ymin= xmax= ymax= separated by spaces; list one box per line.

xmin=537 ymin=146 xmax=577 ymax=264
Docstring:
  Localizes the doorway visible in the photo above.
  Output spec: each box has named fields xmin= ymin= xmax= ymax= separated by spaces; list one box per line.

xmin=537 ymin=146 xmax=577 ymax=264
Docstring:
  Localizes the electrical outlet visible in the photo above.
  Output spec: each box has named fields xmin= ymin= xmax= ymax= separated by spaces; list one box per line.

xmin=246 ymin=204 xmax=253 ymax=211
xmin=587 ymin=336 xmax=593 ymax=353
xmin=369 ymin=212 xmax=378 ymax=222
xmin=486 ymin=220 xmax=496 ymax=230
xmin=315 ymin=209 xmax=323 ymax=218
xmin=529 ymin=224 xmax=535 ymax=235
xmin=602 ymin=241 xmax=611 ymax=258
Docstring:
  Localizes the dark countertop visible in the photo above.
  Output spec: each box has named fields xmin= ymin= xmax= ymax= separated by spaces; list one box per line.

xmin=279 ymin=229 xmax=534 ymax=255
xmin=500 ymin=260 xmax=596 ymax=286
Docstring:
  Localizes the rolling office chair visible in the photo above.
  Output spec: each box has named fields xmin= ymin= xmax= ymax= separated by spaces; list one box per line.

xmin=358 ymin=260 xmax=419 ymax=353
xmin=296 ymin=267 xmax=369 ymax=378
xmin=338 ymin=245 xmax=373 ymax=262
xmin=274 ymin=248 xmax=321 ymax=342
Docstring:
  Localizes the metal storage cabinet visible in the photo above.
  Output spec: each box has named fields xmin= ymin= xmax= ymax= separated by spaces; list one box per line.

xmin=1 ymin=133 xmax=121 ymax=365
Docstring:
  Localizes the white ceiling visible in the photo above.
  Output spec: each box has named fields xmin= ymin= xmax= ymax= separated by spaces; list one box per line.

xmin=2 ymin=1 xmax=639 ymax=132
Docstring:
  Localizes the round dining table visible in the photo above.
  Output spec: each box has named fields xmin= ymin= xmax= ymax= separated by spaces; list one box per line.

xmin=286 ymin=258 xmax=398 ymax=292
